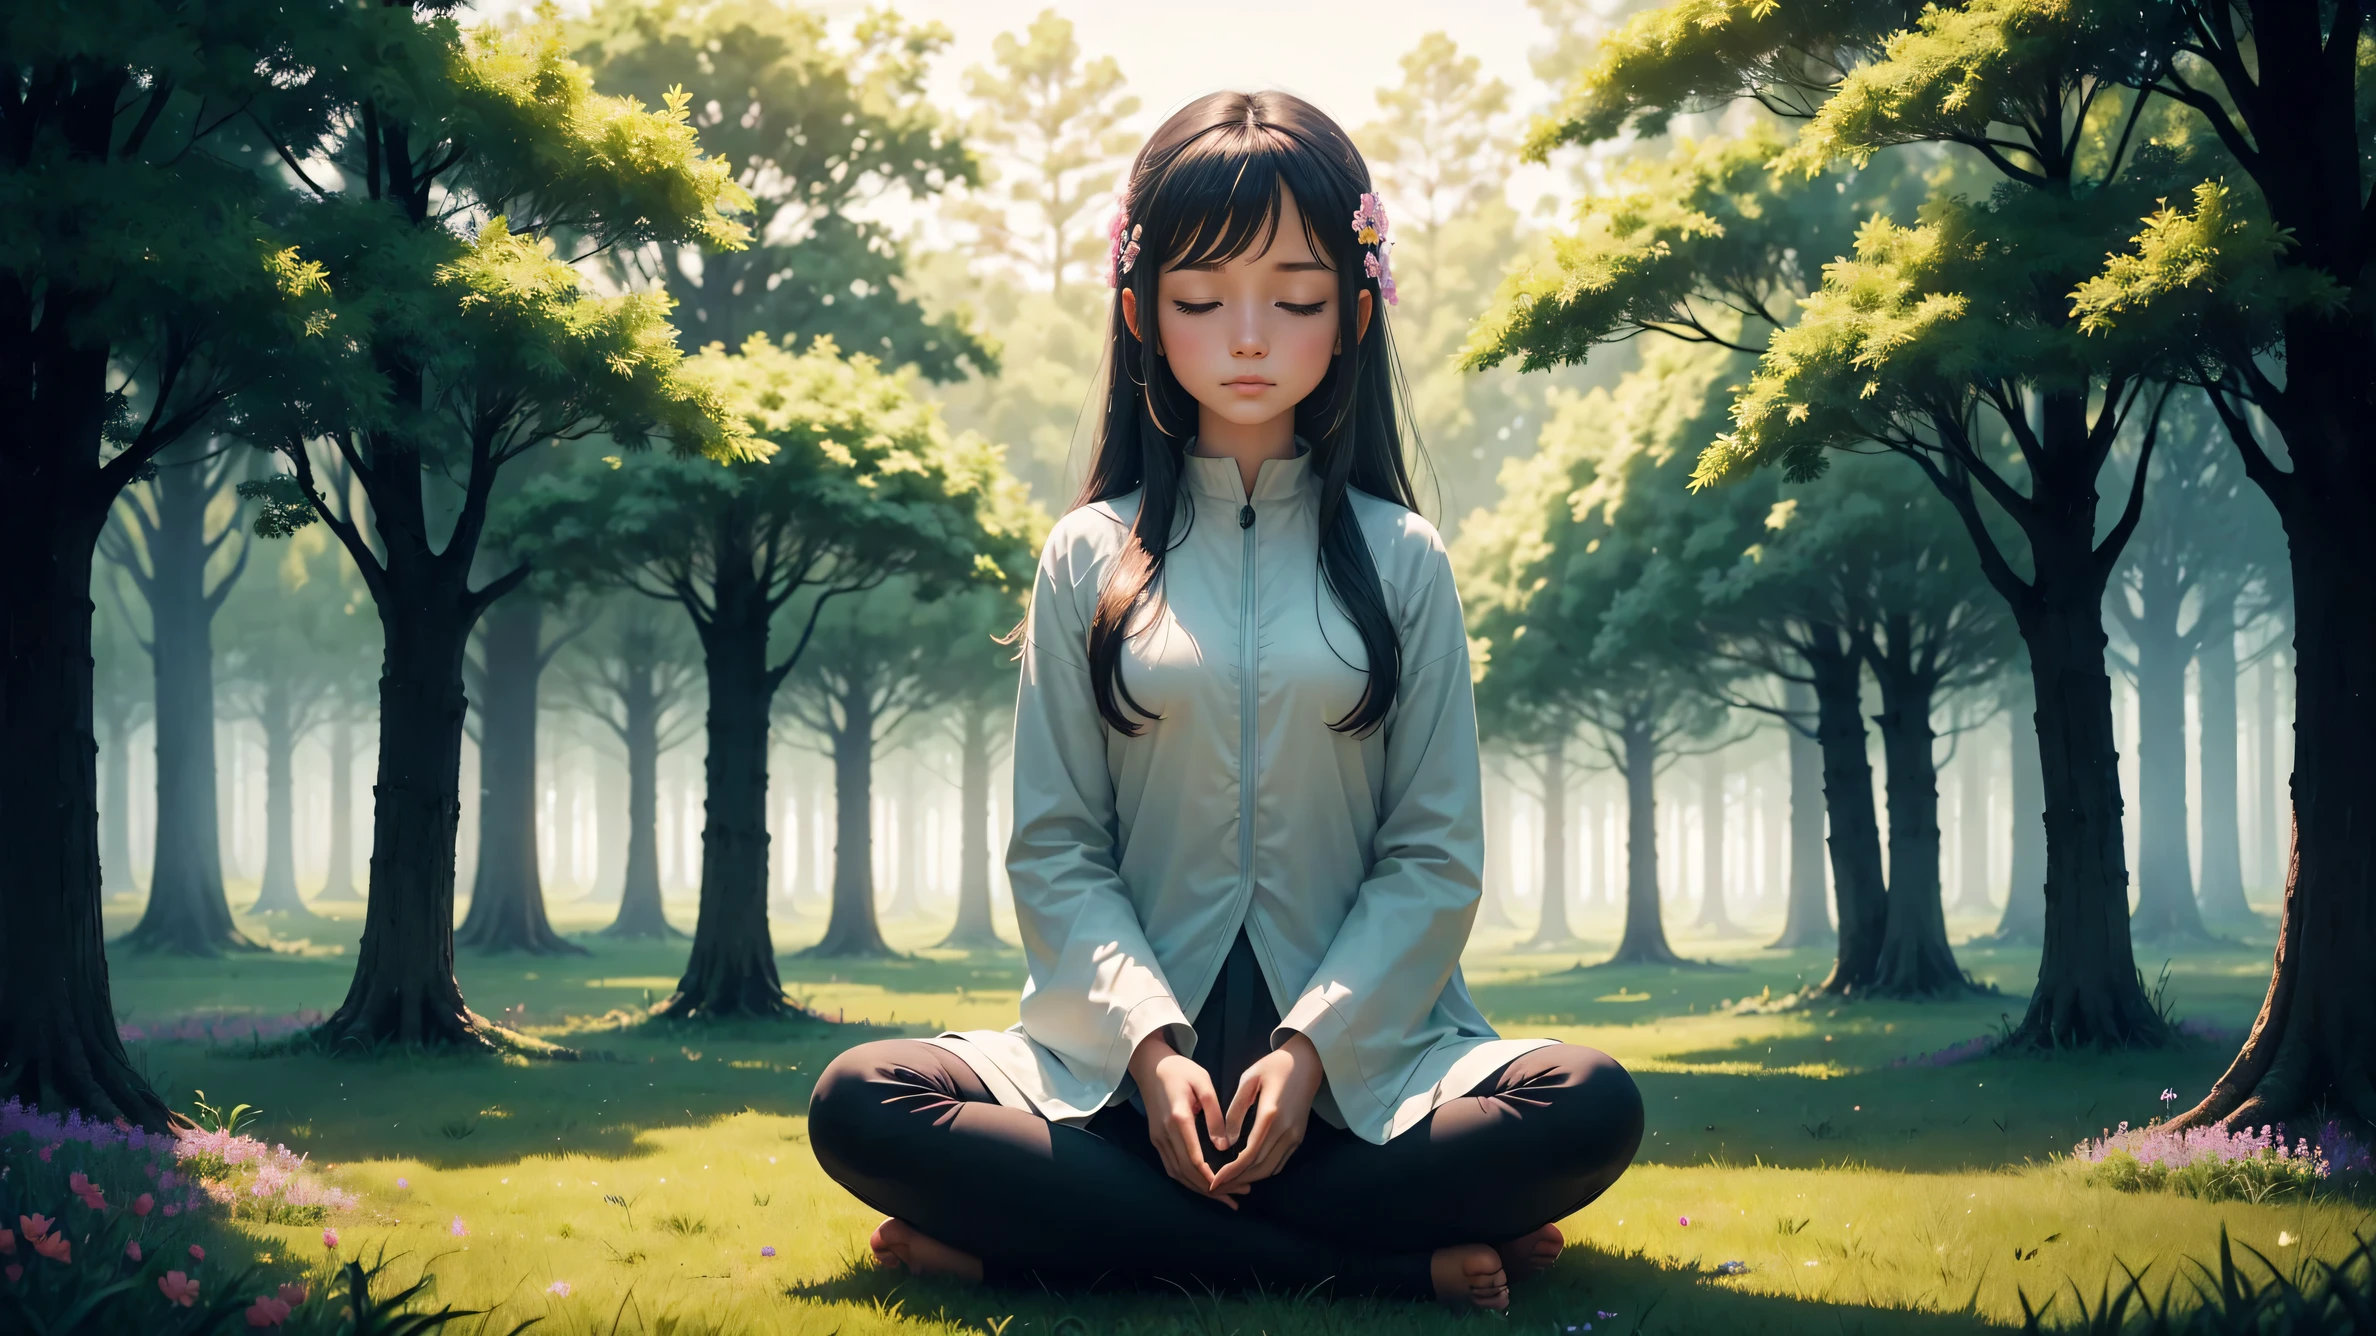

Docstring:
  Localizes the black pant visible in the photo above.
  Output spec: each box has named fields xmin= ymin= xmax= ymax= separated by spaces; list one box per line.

xmin=808 ymin=1038 xmax=1643 ymax=1299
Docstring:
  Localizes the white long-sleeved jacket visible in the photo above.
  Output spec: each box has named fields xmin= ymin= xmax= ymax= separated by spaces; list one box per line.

xmin=927 ymin=445 xmax=1550 ymax=1145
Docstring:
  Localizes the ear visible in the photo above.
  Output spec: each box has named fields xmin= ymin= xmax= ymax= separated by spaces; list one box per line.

xmin=1121 ymin=285 xmax=1142 ymax=343
xmin=1354 ymin=288 xmax=1374 ymax=344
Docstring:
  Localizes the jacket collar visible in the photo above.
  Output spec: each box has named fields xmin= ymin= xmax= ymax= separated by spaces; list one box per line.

xmin=1180 ymin=437 xmax=1314 ymax=505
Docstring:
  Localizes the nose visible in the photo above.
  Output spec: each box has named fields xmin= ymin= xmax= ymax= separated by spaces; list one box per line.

xmin=1230 ymin=309 xmax=1267 ymax=359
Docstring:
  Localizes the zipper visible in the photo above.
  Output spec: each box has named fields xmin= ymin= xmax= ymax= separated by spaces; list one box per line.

xmin=1237 ymin=499 xmax=1257 ymax=913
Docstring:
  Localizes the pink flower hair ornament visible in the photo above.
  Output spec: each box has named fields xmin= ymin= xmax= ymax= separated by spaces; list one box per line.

xmin=1352 ymin=192 xmax=1396 ymax=306
xmin=1104 ymin=188 xmax=1142 ymax=288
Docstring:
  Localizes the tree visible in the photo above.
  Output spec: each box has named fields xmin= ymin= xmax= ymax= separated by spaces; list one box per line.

xmin=1479 ymin=703 xmax=1588 ymax=949
xmin=2050 ymin=0 xmax=2375 ymax=1132
xmin=952 ymin=10 xmax=1140 ymax=297
xmin=557 ymin=603 xmax=701 ymax=939
xmin=93 ymin=598 xmax=152 ymax=901
xmin=1463 ymin=344 xmax=1757 ymax=967
xmin=101 ymin=441 xmax=258 ymax=954
xmin=240 ymin=7 xmax=756 ymax=1052
xmin=1360 ymin=32 xmax=1515 ymax=306
xmin=781 ymin=580 xmax=1013 ymax=957
xmin=506 ymin=332 xmax=1029 ymax=1008
xmin=570 ymin=0 xmax=992 ymax=380
xmin=1768 ymin=679 xmax=1834 ymax=949
xmin=927 ymin=587 xmax=1033 ymax=949
xmin=455 ymin=583 xmax=591 ymax=956
xmin=2 ymin=0 xmax=347 ymax=1127
xmin=218 ymin=529 xmax=375 ymax=924
xmin=1485 ymin=2 xmax=2192 ymax=1048
xmin=2101 ymin=394 xmax=2273 ymax=941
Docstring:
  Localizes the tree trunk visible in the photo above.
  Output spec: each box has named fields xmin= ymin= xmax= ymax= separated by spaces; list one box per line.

xmin=1993 ymin=686 xmax=2049 ymax=943
xmin=2127 ymin=597 xmax=2210 ymax=942
xmin=246 ymin=684 xmax=317 ymax=917
xmin=1530 ymin=736 xmax=1576 ymax=947
xmin=1690 ymin=752 xmax=1741 ymax=935
xmin=807 ymin=682 xmax=896 ymax=957
xmin=659 ymin=602 xmax=790 ymax=1014
xmin=313 ymin=568 xmax=506 ymax=1051
xmin=100 ymin=696 xmax=138 ymax=899
xmin=1809 ymin=638 xmax=1887 ymax=993
xmin=1953 ymin=743 xmax=1994 ymax=914
xmin=1867 ymin=658 xmax=1970 ymax=997
xmin=2176 ymin=450 xmax=2376 ymax=1130
xmin=2253 ymin=648 xmax=2280 ymax=892
xmin=123 ymin=457 xmax=255 ymax=955
xmin=1604 ymin=716 xmax=1686 ymax=965
xmin=2005 ymin=553 xmax=2165 ymax=1048
xmin=884 ymin=757 xmax=925 ymax=920
xmin=1477 ymin=766 xmax=1519 ymax=929
xmin=316 ymin=717 xmax=362 ymax=902
xmin=2194 ymin=594 xmax=2252 ymax=925
xmin=603 ymin=659 xmax=679 ymax=939
xmin=0 ymin=418 xmax=177 ymax=1127
xmin=1770 ymin=681 xmax=1835 ymax=949
xmin=458 ymin=595 xmax=583 ymax=955
xmin=940 ymin=699 xmax=1004 ymax=947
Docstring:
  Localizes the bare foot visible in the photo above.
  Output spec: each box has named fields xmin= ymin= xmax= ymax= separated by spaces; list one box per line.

xmin=1430 ymin=1243 xmax=1510 ymax=1310
xmin=1497 ymin=1222 xmax=1563 ymax=1277
xmin=868 ymin=1217 xmax=984 ymax=1282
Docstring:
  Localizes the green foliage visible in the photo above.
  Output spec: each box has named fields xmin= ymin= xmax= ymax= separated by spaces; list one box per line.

xmin=235 ymin=477 xmax=318 ymax=540
xmin=951 ymin=9 xmax=1141 ymax=295
xmin=569 ymin=0 xmax=993 ymax=379
xmin=2018 ymin=1228 xmax=2376 ymax=1336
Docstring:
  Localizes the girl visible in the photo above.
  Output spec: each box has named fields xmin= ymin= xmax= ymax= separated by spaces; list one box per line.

xmin=808 ymin=90 xmax=1642 ymax=1309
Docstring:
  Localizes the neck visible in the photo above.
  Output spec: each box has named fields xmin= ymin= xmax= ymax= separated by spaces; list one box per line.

xmin=1190 ymin=406 xmax=1297 ymax=497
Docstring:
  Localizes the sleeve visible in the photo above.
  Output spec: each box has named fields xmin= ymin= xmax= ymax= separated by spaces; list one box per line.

xmin=1271 ymin=540 xmax=1482 ymax=1122
xmin=1006 ymin=533 xmax=1196 ymax=1090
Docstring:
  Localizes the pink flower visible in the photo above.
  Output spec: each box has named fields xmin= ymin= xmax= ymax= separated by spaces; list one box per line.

xmin=159 ymin=1270 xmax=200 ymax=1306
xmin=450 ymin=1217 xmax=468 ymax=1238
xmin=395 ymin=1178 xmax=407 ymax=1189
xmin=31 ymin=1233 xmax=69 ymax=1264
xmin=245 ymin=1295 xmax=292 ymax=1327
xmin=69 ymin=1171 xmax=107 ymax=1210
xmin=0 ymin=1228 xmax=13 ymax=1256
xmin=277 ymin=1282 xmax=307 ymax=1306
xmin=322 ymin=1228 xmax=339 ymax=1250
xmin=18 ymin=1215 xmax=53 ymax=1243
xmin=4 ymin=1263 xmax=19 ymax=1285
xmin=546 ymin=1280 xmax=571 ymax=1296
xmin=126 ymin=1240 xmax=143 ymax=1262
xmin=162 ymin=1203 xmax=180 ymax=1218
xmin=188 ymin=1243 xmax=205 ymax=1262
xmin=133 ymin=1193 xmax=154 ymax=1217
xmin=1678 ymin=1216 xmax=1691 ymax=1226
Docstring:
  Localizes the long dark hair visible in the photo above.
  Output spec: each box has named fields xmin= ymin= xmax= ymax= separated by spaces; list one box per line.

xmin=1079 ymin=90 xmax=1421 ymax=738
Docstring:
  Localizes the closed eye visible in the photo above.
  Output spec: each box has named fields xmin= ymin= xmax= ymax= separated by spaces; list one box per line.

xmin=1172 ymin=300 xmax=1221 ymax=315
xmin=1277 ymin=301 xmax=1327 ymax=316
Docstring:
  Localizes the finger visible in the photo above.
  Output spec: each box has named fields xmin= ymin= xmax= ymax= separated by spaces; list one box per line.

xmin=1213 ymin=1105 xmax=1277 ymax=1191
xmin=1169 ymin=1114 xmax=1215 ymax=1191
xmin=1221 ymin=1073 xmax=1259 ymax=1152
xmin=1195 ymin=1072 xmax=1230 ymax=1151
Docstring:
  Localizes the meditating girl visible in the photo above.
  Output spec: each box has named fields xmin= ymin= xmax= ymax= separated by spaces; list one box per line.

xmin=808 ymin=90 xmax=1643 ymax=1309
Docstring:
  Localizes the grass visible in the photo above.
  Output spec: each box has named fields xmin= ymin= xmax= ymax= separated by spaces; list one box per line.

xmin=91 ymin=887 xmax=2374 ymax=1335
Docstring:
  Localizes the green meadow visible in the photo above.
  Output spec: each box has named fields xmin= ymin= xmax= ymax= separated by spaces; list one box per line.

xmin=99 ymin=894 xmax=2369 ymax=1335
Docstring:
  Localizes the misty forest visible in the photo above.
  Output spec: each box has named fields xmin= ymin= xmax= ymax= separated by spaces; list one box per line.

xmin=5 ymin=0 xmax=2375 ymax=1332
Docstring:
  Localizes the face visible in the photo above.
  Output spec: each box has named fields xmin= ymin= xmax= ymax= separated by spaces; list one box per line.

xmin=1122 ymin=186 xmax=1373 ymax=434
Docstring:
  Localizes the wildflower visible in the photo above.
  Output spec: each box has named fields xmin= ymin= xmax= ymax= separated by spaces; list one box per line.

xmin=322 ymin=1228 xmax=339 ymax=1250
xmin=18 ymin=1215 xmax=54 ymax=1243
xmin=69 ymin=1171 xmax=107 ymax=1210
xmin=1678 ymin=1216 xmax=1690 ymax=1226
xmin=2279 ymin=1231 xmax=2296 ymax=1247
xmin=133 ymin=1193 xmax=154 ymax=1216
xmin=1804 ymin=1259 xmax=1820 ymax=1267
xmin=32 ymin=1233 xmax=70 ymax=1264
xmin=547 ymin=1280 xmax=572 ymax=1296
xmin=1715 ymin=1260 xmax=1748 ymax=1275
xmin=1598 ymin=1313 xmax=1619 ymax=1321
xmin=163 ymin=1204 xmax=180 ymax=1217
xmin=159 ymin=1270 xmax=201 ymax=1306
xmin=450 ymin=1217 xmax=468 ymax=1238
xmin=4 ymin=1264 xmax=18 ymax=1285
xmin=127 ymin=1241 xmax=143 ymax=1262
xmin=396 ymin=1178 xmax=408 ymax=1189
xmin=278 ymin=1282 xmax=307 ymax=1306
xmin=189 ymin=1243 xmax=205 ymax=1261
xmin=245 ymin=1295 xmax=292 ymax=1327
xmin=0 ymin=1228 xmax=13 ymax=1256
xmin=760 ymin=1246 xmax=776 ymax=1258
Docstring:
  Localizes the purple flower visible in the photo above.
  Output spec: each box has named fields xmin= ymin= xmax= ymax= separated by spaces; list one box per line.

xmin=759 ymin=1246 xmax=776 ymax=1258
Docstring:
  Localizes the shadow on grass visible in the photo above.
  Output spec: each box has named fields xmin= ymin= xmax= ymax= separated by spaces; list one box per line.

xmin=787 ymin=1243 xmax=2001 ymax=1336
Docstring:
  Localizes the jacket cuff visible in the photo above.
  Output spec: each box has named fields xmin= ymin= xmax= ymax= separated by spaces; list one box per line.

xmin=1275 ymin=985 xmax=1377 ymax=1112
xmin=1117 ymin=995 xmax=1195 ymax=1074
